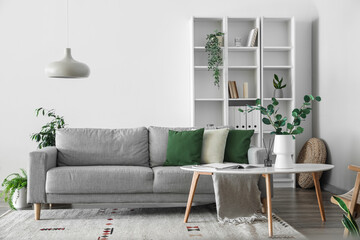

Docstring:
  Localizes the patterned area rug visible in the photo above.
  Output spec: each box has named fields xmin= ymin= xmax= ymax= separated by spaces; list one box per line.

xmin=0 ymin=205 xmax=305 ymax=239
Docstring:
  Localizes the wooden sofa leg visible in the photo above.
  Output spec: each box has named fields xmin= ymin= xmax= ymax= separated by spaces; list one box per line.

xmin=261 ymin=198 xmax=267 ymax=214
xmin=34 ymin=203 xmax=41 ymax=220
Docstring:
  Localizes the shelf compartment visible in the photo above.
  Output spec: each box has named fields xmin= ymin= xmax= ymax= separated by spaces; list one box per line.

xmin=194 ymin=18 xmax=223 ymax=47
xmin=263 ymin=51 xmax=291 ymax=66
xmin=263 ymin=69 xmax=292 ymax=99
xmin=263 ymin=18 xmax=291 ymax=47
xmin=194 ymin=101 xmax=223 ymax=127
xmin=228 ymin=51 xmax=256 ymax=66
xmin=227 ymin=18 xmax=258 ymax=47
xmin=228 ymin=69 xmax=260 ymax=99
xmin=194 ymin=70 xmax=223 ymax=99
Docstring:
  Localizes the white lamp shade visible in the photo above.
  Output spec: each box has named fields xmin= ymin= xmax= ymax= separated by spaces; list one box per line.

xmin=45 ymin=48 xmax=90 ymax=78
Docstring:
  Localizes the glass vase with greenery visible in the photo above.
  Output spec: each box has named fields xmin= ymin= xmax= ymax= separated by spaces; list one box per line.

xmin=30 ymin=107 xmax=66 ymax=149
xmin=205 ymin=30 xmax=224 ymax=87
xmin=240 ymin=94 xmax=321 ymax=139
xmin=0 ymin=169 xmax=27 ymax=210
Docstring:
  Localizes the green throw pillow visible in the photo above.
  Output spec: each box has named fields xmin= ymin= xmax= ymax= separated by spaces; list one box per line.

xmin=164 ymin=128 xmax=204 ymax=166
xmin=224 ymin=130 xmax=254 ymax=164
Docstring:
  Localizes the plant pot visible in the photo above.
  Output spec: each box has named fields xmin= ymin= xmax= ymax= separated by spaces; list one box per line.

xmin=216 ymin=36 xmax=224 ymax=47
xmin=273 ymin=89 xmax=283 ymax=98
xmin=273 ymin=135 xmax=294 ymax=169
xmin=12 ymin=188 xmax=29 ymax=209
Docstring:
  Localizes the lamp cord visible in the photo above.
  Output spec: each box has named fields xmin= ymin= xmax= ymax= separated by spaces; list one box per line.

xmin=66 ymin=0 xmax=69 ymax=48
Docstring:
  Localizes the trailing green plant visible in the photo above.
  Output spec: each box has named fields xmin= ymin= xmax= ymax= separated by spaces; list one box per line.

xmin=333 ymin=196 xmax=360 ymax=238
xmin=273 ymin=74 xmax=286 ymax=89
xmin=240 ymin=94 xmax=321 ymax=138
xmin=31 ymin=107 xmax=66 ymax=149
xmin=0 ymin=169 xmax=27 ymax=210
xmin=205 ymin=30 xmax=224 ymax=87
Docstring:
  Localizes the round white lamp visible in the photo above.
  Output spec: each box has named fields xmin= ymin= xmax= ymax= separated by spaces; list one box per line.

xmin=45 ymin=48 xmax=90 ymax=78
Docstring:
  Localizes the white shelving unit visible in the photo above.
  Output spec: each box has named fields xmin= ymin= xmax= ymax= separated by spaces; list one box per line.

xmin=190 ymin=16 xmax=296 ymax=187
xmin=261 ymin=17 xmax=295 ymax=188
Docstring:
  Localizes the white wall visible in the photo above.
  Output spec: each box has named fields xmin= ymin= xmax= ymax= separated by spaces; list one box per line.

xmin=0 ymin=0 xmax=317 ymax=182
xmin=312 ymin=0 xmax=360 ymax=193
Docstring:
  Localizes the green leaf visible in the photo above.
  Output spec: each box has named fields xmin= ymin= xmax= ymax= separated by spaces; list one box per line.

xmin=280 ymin=84 xmax=287 ymax=89
xmin=255 ymin=99 xmax=261 ymax=106
xmin=303 ymin=108 xmax=311 ymax=114
xmin=274 ymin=74 xmax=279 ymax=81
xmin=333 ymin=196 xmax=349 ymax=213
xmin=238 ymin=108 xmax=244 ymax=112
xmin=287 ymin=123 xmax=294 ymax=130
xmin=315 ymin=96 xmax=321 ymax=102
xmin=267 ymin=104 xmax=274 ymax=110
xmin=292 ymin=111 xmax=298 ymax=117
xmin=304 ymin=95 xmax=311 ymax=102
xmin=262 ymin=118 xmax=271 ymax=125
xmin=275 ymin=114 xmax=282 ymax=120
xmin=294 ymin=118 xmax=301 ymax=126
xmin=300 ymin=113 xmax=307 ymax=119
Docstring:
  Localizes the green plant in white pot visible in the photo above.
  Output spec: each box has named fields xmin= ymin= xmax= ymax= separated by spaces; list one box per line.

xmin=240 ymin=94 xmax=321 ymax=168
xmin=273 ymin=74 xmax=286 ymax=98
xmin=0 ymin=169 xmax=28 ymax=210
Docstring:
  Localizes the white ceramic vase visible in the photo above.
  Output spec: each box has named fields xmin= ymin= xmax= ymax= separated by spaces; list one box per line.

xmin=273 ymin=135 xmax=295 ymax=169
xmin=12 ymin=188 xmax=29 ymax=209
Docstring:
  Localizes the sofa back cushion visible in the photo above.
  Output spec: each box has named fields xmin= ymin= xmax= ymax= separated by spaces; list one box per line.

xmin=148 ymin=126 xmax=195 ymax=167
xmin=56 ymin=127 xmax=149 ymax=166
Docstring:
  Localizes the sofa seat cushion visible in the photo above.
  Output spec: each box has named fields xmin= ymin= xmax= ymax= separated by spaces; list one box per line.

xmin=153 ymin=166 xmax=214 ymax=194
xmin=46 ymin=166 xmax=153 ymax=194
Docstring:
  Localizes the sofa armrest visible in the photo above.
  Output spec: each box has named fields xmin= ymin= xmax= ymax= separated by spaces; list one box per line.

xmin=27 ymin=147 xmax=57 ymax=203
xmin=248 ymin=147 xmax=273 ymax=198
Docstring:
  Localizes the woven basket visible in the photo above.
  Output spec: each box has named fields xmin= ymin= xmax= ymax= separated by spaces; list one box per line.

xmin=296 ymin=138 xmax=327 ymax=188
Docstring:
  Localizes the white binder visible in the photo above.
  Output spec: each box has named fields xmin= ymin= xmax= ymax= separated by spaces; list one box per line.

xmin=238 ymin=106 xmax=247 ymax=130
xmin=228 ymin=107 xmax=235 ymax=127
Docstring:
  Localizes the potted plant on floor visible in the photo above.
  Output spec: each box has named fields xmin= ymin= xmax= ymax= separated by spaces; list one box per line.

xmin=240 ymin=94 xmax=321 ymax=169
xmin=205 ymin=30 xmax=224 ymax=87
xmin=332 ymin=196 xmax=360 ymax=238
xmin=31 ymin=107 xmax=66 ymax=149
xmin=273 ymin=74 xmax=286 ymax=98
xmin=0 ymin=169 xmax=28 ymax=210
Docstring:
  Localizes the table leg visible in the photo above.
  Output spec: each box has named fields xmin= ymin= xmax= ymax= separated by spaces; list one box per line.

xmin=312 ymin=172 xmax=326 ymax=222
xmin=264 ymin=174 xmax=273 ymax=237
xmin=184 ymin=172 xmax=200 ymax=223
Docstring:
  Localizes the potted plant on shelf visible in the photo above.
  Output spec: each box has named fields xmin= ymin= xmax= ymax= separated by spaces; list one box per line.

xmin=240 ymin=94 xmax=321 ymax=169
xmin=0 ymin=169 xmax=28 ymax=210
xmin=273 ymin=74 xmax=286 ymax=98
xmin=205 ymin=30 xmax=224 ymax=87
xmin=31 ymin=107 xmax=66 ymax=149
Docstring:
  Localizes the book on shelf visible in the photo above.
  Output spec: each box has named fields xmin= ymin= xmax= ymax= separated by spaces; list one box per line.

xmin=228 ymin=82 xmax=234 ymax=98
xmin=228 ymin=81 xmax=239 ymax=98
xmin=233 ymin=81 xmax=239 ymax=98
xmin=247 ymin=28 xmax=258 ymax=47
xmin=192 ymin=163 xmax=261 ymax=171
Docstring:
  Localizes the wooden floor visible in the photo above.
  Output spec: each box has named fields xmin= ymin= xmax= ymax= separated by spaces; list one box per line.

xmin=0 ymin=188 xmax=347 ymax=239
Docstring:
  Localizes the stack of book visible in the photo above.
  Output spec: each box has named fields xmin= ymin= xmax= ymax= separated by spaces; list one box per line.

xmin=228 ymin=81 xmax=239 ymax=99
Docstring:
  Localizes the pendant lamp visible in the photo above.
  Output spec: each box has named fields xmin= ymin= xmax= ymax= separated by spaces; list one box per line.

xmin=45 ymin=0 xmax=90 ymax=78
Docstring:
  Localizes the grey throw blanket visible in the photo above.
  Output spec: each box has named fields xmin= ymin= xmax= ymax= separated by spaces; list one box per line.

xmin=212 ymin=173 xmax=266 ymax=224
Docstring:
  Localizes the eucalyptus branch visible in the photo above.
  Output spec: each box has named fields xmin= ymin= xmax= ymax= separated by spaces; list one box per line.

xmin=242 ymin=95 xmax=321 ymax=138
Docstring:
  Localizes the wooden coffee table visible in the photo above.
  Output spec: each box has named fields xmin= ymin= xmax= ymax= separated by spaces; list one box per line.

xmin=180 ymin=163 xmax=334 ymax=238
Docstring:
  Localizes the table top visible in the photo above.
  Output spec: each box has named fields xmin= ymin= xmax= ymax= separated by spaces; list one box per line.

xmin=180 ymin=163 xmax=334 ymax=175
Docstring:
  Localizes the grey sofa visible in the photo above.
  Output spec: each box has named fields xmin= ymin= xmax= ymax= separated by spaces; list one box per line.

xmin=28 ymin=126 xmax=269 ymax=220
